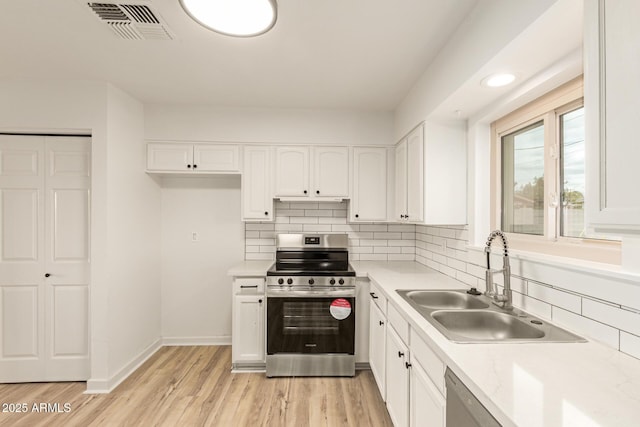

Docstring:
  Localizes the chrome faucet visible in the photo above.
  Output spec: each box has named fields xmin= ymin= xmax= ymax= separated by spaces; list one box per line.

xmin=484 ymin=230 xmax=512 ymax=310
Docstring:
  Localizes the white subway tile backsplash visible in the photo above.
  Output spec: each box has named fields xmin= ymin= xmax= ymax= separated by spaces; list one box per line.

xmin=307 ymin=209 xmax=332 ymax=217
xmin=318 ymin=202 xmax=346 ymax=210
xmin=290 ymin=202 xmax=320 ymax=209
xmin=333 ymin=209 xmax=348 ymax=217
xmin=290 ymin=216 xmax=319 ymax=224
xmin=583 ymin=299 xmax=640 ymax=337
xmin=528 ymin=282 xmax=581 ymax=314
xmin=303 ymin=224 xmax=332 ymax=232
xmin=620 ymin=332 xmax=640 ymax=360
xmin=552 ymin=307 xmax=620 ymax=349
xmin=277 ymin=209 xmax=305 ymax=216
xmin=244 ymin=219 xmax=636 ymax=359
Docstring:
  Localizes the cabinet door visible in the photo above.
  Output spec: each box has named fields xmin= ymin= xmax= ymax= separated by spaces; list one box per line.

xmin=410 ymin=360 xmax=445 ymax=427
xmin=146 ymin=143 xmax=193 ymax=172
xmin=314 ymin=146 xmax=349 ymax=197
xmin=369 ymin=300 xmax=386 ymax=401
xmin=275 ymin=146 xmax=309 ymax=197
xmin=406 ymin=125 xmax=424 ymax=223
xmin=352 ymin=147 xmax=387 ymax=221
xmin=232 ymin=294 xmax=265 ymax=363
xmin=193 ymin=144 xmax=240 ymax=173
xmin=395 ymin=140 xmax=408 ymax=221
xmin=386 ymin=326 xmax=410 ymax=427
xmin=585 ymin=0 xmax=640 ymax=233
xmin=242 ymin=146 xmax=273 ymax=221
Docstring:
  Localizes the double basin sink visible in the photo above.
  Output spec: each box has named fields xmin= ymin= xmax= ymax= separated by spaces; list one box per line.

xmin=397 ymin=289 xmax=586 ymax=343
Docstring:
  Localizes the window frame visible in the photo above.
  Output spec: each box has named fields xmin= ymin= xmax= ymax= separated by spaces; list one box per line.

xmin=490 ymin=76 xmax=621 ymax=264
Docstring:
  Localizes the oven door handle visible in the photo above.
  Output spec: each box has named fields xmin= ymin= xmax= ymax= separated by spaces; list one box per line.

xmin=266 ymin=289 xmax=356 ymax=298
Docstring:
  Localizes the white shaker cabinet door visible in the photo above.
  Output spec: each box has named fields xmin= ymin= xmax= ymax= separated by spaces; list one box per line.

xmin=232 ymin=294 xmax=265 ymax=363
xmin=242 ymin=146 xmax=273 ymax=221
xmin=274 ymin=146 xmax=309 ymax=197
xmin=406 ymin=124 xmax=424 ymax=223
xmin=193 ymin=144 xmax=240 ymax=173
xmin=351 ymin=147 xmax=387 ymax=221
xmin=585 ymin=0 xmax=640 ymax=233
xmin=313 ymin=146 xmax=349 ymax=197
xmin=394 ymin=139 xmax=408 ymax=221
xmin=386 ymin=325 xmax=410 ymax=427
xmin=410 ymin=360 xmax=445 ymax=427
xmin=369 ymin=299 xmax=387 ymax=401
xmin=147 ymin=142 xmax=193 ymax=172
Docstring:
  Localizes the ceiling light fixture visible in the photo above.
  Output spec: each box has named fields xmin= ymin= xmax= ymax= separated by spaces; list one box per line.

xmin=481 ymin=73 xmax=516 ymax=88
xmin=180 ymin=0 xmax=277 ymax=37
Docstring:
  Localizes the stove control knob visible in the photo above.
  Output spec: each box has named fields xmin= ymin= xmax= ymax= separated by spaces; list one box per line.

xmin=338 ymin=278 xmax=345 ymax=285
xmin=329 ymin=279 xmax=336 ymax=285
xmin=308 ymin=278 xmax=315 ymax=285
xmin=287 ymin=278 xmax=293 ymax=285
xmin=277 ymin=278 xmax=284 ymax=285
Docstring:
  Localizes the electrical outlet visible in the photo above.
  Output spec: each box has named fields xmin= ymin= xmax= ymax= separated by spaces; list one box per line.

xmin=192 ymin=232 xmax=199 ymax=242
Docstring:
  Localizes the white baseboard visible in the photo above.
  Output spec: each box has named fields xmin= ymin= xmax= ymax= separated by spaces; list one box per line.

xmin=85 ymin=338 xmax=162 ymax=394
xmin=162 ymin=335 xmax=231 ymax=346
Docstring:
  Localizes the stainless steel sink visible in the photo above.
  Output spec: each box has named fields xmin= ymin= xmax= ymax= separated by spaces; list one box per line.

xmin=404 ymin=290 xmax=490 ymax=310
xmin=432 ymin=310 xmax=544 ymax=340
xmin=397 ymin=289 xmax=586 ymax=343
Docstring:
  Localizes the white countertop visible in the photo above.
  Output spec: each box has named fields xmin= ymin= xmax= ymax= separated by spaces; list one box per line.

xmin=353 ymin=261 xmax=640 ymax=427
xmin=227 ymin=260 xmax=273 ymax=276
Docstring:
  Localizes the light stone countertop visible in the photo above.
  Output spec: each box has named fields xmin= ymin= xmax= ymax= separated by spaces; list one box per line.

xmin=352 ymin=261 xmax=640 ymax=427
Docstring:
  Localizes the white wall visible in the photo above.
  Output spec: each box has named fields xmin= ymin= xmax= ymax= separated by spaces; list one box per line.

xmin=106 ymin=85 xmax=162 ymax=377
xmin=0 ymin=79 xmax=163 ymax=391
xmin=145 ymin=104 xmax=394 ymax=146
xmin=160 ymin=176 xmax=244 ymax=343
xmin=394 ymin=0 xmax=556 ymax=139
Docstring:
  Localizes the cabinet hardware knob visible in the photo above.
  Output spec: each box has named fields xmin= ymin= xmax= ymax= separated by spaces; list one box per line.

xmin=303 ymin=190 xmax=308 ymax=194
xmin=369 ymin=292 xmax=378 ymax=299
xmin=405 ymin=214 xmax=409 ymax=219
xmin=355 ymin=214 xmax=359 ymax=218
xmin=379 ymin=320 xmax=384 ymax=326
xmin=258 ymin=299 xmax=263 ymax=304
xmin=193 ymin=164 xmax=198 ymax=169
xmin=398 ymin=351 xmax=404 ymax=358
xmin=316 ymin=190 xmax=320 ymax=194
xmin=264 ymin=211 xmax=269 ymax=216
xmin=187 ymin=164 xmax=192 ymax=168
xmin=405 ymin=362 xmax=412 ymax=369
xmin=45 ymin=273 xmax=51 ymax=278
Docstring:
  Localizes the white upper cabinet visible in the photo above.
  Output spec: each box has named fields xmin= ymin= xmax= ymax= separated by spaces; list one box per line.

xmin=313 ymin=146 xmax=349 ymax=197
xmin=393 ymin=121 xmax=466 ymax=225
xmin=242 ymin=146 xmax=273 ymax=222
xmin=274 ymin=146 xmax=349 ymax=199
xmin=351 ymin=147 xmax=388 ymax=222
xmin=585 ymin=0 xmax=640 ymax=233
xmin=147 ymin=142 xmax=240 ymax=173
xmin=274 ymin=146 xmax=310 ymax=197
xmin=395 ymin=124 xmax=424 ymax=223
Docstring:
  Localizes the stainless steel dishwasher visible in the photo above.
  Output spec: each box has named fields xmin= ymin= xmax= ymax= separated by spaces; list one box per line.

xmin=445 ymin=368 xmax=501 ymax=427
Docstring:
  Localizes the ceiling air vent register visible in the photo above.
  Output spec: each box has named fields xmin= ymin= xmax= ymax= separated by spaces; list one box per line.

xmin=87 ymin=2 xmax=173 ymax=40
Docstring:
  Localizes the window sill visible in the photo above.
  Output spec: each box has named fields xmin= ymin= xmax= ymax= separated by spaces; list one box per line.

xmin=466 ymin=245 xmax=640 ymax=283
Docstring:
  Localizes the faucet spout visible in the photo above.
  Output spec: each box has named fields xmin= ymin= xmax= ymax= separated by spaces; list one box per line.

xmin=484 ymin=230 xmax=513 ymax=310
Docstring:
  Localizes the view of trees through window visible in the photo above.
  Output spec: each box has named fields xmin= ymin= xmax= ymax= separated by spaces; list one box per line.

xmin=501 ymin=121 xmax=545 ymax=235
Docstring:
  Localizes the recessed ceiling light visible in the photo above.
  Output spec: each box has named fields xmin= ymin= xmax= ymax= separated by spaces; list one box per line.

xmin=180 ymin=0 xmax=277 ymax=37
xmin=481 ymin=73 xmax=516 ymax=88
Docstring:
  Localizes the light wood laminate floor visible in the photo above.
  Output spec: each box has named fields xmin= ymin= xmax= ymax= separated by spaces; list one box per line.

xmin=0 ymin=346 xmax=392 ymax=427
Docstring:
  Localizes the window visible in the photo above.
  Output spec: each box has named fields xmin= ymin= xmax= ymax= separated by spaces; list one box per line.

xmin=491 ymin=76 xmax=620 ymax=263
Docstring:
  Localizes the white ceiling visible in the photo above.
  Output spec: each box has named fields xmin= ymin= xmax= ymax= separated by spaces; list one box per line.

xmin=0 ymin=0 xmax=478 ymax=111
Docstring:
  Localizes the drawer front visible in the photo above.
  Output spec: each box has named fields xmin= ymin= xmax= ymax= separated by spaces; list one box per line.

xmin=368 ymin=281 xmax=387 ymax=314
xmin=233 ymin=277 xmax=265 ymax=294
xmin=410 ymin=329 xmax=445 ymax=395
xmin=387 ymin=303 xmax=409 ymax=344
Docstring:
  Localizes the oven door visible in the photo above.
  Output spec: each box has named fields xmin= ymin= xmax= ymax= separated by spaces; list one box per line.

xmin=267 ymin=291 xmax=355 ymax=355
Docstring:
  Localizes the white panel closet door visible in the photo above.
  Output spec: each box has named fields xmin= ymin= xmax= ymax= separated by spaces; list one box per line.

xmin=0 ymin=135 xmax=90 ymax=382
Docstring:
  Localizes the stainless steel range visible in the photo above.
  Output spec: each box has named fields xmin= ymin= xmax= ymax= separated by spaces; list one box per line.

xmin=266 ymin=233 xmax=356 ymax=377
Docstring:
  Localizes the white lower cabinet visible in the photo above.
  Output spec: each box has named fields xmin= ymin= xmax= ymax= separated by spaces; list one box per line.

xmin=367 ymin=295 xmax=447 ymax=427
xmin=386 ymin=325 xmax=410 ymax=427
xmin=410 ymin=360 xmax=445 ymax=427
xmin=231 ymin=278 xmax=265 ymax=368
xmin=369 ymin=299 xmax=387 ymax=400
